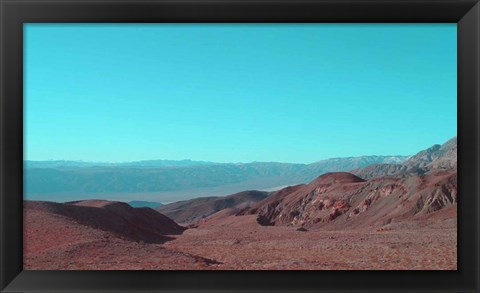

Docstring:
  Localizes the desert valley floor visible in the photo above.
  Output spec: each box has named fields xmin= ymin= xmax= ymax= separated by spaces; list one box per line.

xmin=24 ymin=198 xmax=457 ymax=270
xmin=168 ymin=215 xmax=456 ymax=270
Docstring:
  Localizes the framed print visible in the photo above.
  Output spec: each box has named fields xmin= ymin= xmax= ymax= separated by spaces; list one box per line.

xmin=1 ymin=0 xmax=479 ymax=292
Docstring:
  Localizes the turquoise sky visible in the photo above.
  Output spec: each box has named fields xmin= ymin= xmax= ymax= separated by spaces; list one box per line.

xmin=24 ymin=24 xmax=457 ymax=164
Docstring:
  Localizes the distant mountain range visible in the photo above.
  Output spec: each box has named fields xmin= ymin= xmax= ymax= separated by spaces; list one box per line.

xmin=25 ymin=159 xmax=216 ymax=168
xmin=25 ymin=155 xmax=409 ymax=201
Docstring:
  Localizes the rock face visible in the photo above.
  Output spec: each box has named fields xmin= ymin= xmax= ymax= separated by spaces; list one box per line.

xmin=402 ymin=136 xmax=457 ymax=172
xmin=352 ymin=136 xmax=457 ymax=180
xmin=350 ymin=164 xmax=405 ymax=180
xmin=240 ymin=173 xmax=366 ymax=226
xmin=24 ymin=200 xmax=185 ymax=243
xmin=242 ymin=171 xmax=457 ymax=230
xmin=423 ymin=136 xmax=457 ymax=171
xmin=156 ymin=190 xmax=269 ymax=224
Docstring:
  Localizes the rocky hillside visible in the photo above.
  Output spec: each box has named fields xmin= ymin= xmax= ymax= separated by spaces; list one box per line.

xmin=240 ymin=171 xmax=457 ymax=230
xmin=352 ymin=136 xmax=457 ymax=180
xmin=238 ymin=136 xmax=457 ymax=230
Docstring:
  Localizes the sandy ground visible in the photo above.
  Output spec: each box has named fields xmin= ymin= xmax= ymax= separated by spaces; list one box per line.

xmin=24 ymin=211 xmax=456 ymax=270
xmin=163 ymin=215 xmax=457 ymax=270
xmin=23 ymin=208 xmax=218 ymax=270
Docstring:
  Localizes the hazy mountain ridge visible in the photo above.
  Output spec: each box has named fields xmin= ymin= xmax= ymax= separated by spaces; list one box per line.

xmin=352 ymin=137 xmax=457 ymax=180
xmin=25 ymin=159 xmax=217 ymax=168
xmin=25 ymin=155 xmax=409 ymax=198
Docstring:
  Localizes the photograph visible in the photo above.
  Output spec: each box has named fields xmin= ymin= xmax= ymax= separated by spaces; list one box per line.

xmin=23 ymin=23 xmax=457 ymax=270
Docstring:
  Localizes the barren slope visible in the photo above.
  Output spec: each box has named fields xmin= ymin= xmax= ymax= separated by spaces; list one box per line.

xmin=164 ymin=212 xmax=456 ymax=270
xmin=156 ymin=190 xmax=268 ymax=224
xmin=352 ymin=136 xmax=457 ymax=180
xmin=25 ymin=200 xmax=185 ymax=243
xmin=240 ymin=171 xmax=456 ymax=230
xmin=24 ymin=200 xmax=223 ymax=270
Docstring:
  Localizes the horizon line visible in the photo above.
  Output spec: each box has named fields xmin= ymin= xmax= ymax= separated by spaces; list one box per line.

xmin=23 ymin=153 xmax=413 ymax=166
xmin=23 ymin=135 xmax=457 ymax=165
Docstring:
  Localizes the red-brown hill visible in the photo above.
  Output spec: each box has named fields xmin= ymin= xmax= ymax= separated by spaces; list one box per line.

xmin=156 ymin=190 xmax=268 ymax=224
xmin=239 ymin=171 xmax=456 ymax=230
xmin=23 ymin=200 xmax=227 ymax=269
xmin=25 ymin=200 xmax=185 ymax=244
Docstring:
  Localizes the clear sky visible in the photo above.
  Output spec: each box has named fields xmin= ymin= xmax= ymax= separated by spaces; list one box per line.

xmin=24 ymin=24 xmax=457 ymax=164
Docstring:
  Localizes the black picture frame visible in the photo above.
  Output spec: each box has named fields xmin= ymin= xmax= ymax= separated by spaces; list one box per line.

xmin=1 ymin=0 xmax=479 ymax=292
